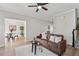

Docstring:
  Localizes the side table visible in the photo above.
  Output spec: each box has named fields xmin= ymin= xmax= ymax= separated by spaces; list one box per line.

xmin=32 ymin=41 xmax=38 ymax=55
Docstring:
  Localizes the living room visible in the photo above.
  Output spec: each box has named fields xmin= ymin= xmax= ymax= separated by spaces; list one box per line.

xmin=0 ymin=3 xmax=79 ymax=56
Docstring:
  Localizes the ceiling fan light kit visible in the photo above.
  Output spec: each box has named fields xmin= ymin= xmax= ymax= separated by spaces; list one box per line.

xmin=38 ymin=6 xmax=42 ymax=9
xmin=28 ymin=3 xmax=48 ymax=12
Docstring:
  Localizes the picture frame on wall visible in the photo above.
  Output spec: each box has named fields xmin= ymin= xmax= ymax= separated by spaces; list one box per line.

xmin=9 ymin=25 xmax=16 ymax=32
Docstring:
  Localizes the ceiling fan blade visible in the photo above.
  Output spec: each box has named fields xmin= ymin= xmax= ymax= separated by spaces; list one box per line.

xmin=42 ymin=7 xmax=48 ymax=11
xmin=36 ymin=8 xmax=39 ymax=12
xmin=42 ymin=3 xmax=48 ymax=5
xmin=37 ymin=3 xmax=48 ymax=6
xmin=28 ymin=5 xmax=37 ymax=7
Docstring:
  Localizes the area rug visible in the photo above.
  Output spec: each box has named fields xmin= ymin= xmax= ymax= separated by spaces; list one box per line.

xmin=15 ymin=44 xmax=57 ymax=56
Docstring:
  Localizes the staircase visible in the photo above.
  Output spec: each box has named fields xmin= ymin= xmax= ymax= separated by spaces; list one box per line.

xmin=74 ymin=18 xmax=79 ymax=48
xmin=72 ymin=29 xmax=79 ymax=48
xmin=75 ymin=40 xmax=79 ymax=48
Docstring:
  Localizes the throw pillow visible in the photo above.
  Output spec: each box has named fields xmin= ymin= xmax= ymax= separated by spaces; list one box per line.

xmin=49 ymin=36 xmax=56 ymax=42
xmin=42 ymin=33 xmax=46 ymax=39
xmin=55 ymin=37 xmax=61 ymax=43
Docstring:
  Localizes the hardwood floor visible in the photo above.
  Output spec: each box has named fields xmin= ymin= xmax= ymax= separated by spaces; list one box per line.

xmin=64 ymin=45 xmax=79 ymax=56
xmin=0 ymin=36 xmax=27 ymax=56
xmin=0 ymin=38 xmax=79 ymax=56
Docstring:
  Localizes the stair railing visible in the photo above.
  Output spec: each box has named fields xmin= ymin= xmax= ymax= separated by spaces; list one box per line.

xmin=72 ymin=29 xmax=79 ymax=48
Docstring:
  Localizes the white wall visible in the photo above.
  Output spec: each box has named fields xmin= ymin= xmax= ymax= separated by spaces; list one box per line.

xmin=0 ymin=10 xmax=26 ymax=20
xmin=26 ymin=18 xmax=52 ymax=40
xmin=0 ymin=17 xmax=5 ymax=47
xmin=53 ymin=8 xmax=77 ymax=45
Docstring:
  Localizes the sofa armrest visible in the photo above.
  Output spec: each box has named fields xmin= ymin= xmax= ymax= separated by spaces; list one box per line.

xmin=57 ymin=40 xmax=66 ymax=55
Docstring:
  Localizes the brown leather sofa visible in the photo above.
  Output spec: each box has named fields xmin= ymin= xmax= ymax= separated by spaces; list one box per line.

xmin=36 ymin=34 xmax=66 ymax=56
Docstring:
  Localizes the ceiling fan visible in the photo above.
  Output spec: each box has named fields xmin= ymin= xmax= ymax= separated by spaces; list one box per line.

xmin=28 ymin=3 xmax=48 ymax=12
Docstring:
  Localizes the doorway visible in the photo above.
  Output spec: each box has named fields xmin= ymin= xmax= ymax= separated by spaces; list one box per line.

xmin=4 ymin=18 xmax=26 ymax=48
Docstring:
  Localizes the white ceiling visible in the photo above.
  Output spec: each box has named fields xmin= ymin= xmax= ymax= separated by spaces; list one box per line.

xmin=0 ymin=3 xmax=79 ymax=21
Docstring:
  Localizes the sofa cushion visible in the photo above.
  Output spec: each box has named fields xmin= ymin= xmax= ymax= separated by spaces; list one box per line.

xmin=49 ymin=36 xmax=56 ymax=42
xmin=55 ymin=37 xmax=62 ymax=43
